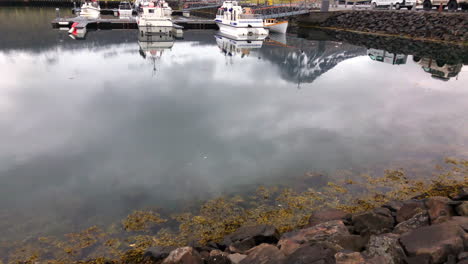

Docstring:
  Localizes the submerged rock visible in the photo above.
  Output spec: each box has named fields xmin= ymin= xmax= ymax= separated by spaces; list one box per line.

xmin=307 ymin=208 xmax=349 ymax=227
xmin=144 ymin=246 xmax=178 ymax=262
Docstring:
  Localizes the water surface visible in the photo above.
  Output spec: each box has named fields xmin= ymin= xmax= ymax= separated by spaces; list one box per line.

xmin=0 ymin=7 xmax=467 ymax=241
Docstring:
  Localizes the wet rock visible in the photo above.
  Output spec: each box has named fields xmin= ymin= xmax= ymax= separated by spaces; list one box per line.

xmin=227 ymin=253 xmax=246 ymax=264
xmin=144 ymin=246 xmax=178 ymax=262
xmin=393 ymin=211 xmax=429 ymax=234
xmin=334 ymin=234 xmax=368 ymax=252
xmin=308 ymin=208 xmax=349 ymax=227
xmin=364 ymin=233 xmax=406 ymax=264
xmin=446 ymin=255 xmax=457 ymax=264
xmin=456 ymin=202 xmax=468 ymax=216
xmin=239 ymin=244 xmax=284 ymax=264
xmin=205 ymin=255 xmax=232 ymax=264
xmin=452 ymin=187 xmax=468 ymax=201
xmin=450 ymin=216 xmax=468 ymax=232
xmin=282 ymin=244 xmax=336 ymax=264
xmin=383 ymin=201 xmax=404 ymax=212
xmin=405 ymin=255 xmax=432 ymax=264
xmin=352 ymin=207 xmax=394 ymax=235
xmin=335 ymin=251 xmax=366 ymax=264
xmin=425 ymin=197 xmax=455 ymax=224
xmin=458 ymin=252 xmax=468 ymax=260
xmin=223 ymin=225 xmax=279 ymax=252
xmin=400 ymin=221 xmax=465 ymax=263
xmin=277 ymin=220 xmax=349 ymax=255
xmin=396 ymin=200 xmax=426 ymax=223
xmin=162 ymin=247 xmax=203 ymax=264
xmin=210 ymin=250 xmax=227 ymax=257
xmin=458 ymin=260 xmax=468 ymax=264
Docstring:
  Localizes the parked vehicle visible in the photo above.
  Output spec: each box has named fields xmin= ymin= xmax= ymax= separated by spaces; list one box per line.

xmin=371 ymin=0 xmax=416 ymax=9
xmin=413 ymin=57 xmax=463 ymax=81
xmin=417 ymin=0 xmax=468 ymax=10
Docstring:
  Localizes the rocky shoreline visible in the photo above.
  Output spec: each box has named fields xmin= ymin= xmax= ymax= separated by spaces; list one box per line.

xmin=298 ymin=10 xmax=468 ymax=44
xmin=138 ymin=189 xmax=468 ymax=264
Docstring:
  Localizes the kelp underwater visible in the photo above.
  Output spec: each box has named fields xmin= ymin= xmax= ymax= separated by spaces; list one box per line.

xmin=1 ymin=158 xmax=467 ymax=263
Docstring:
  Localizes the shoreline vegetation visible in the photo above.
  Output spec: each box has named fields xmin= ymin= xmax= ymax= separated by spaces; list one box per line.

xmin=1 ymin=158 xmax=467 ymax=263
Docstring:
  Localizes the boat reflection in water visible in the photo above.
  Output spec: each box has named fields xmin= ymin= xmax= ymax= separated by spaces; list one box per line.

xmin=138 ymin=28 xmax=175 ymax=74
xmin=367 ymin=48 xmax=407 ymax=65
xmin=413 ymin=56 xmax=463 ymax=81
xmin=215 ymin=33 xmax=266 ymax=58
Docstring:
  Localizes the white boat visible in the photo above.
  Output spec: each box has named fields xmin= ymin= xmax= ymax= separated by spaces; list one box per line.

xmin=118 ymin=1 xmax=133 ymax=17
xmin=264 ymin=19 xmax=288 ymax=34
xmin=136 ymin=0 xmax=171 ymax=16
xmin=215 ymin=1 xmax=268 ymax=38
xmin=160 ymin=0 xmax=173 ymax=16
xmin=215 ymin=33 xmax=265 ymax=58
xmin=79 ymin=1 xmax=100 ymax=18
xmin=137 ymin=2 xmax=173 ymax=37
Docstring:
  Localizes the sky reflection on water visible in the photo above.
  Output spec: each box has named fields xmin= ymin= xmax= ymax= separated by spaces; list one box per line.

xmin=0 ymin=8 xmax=467 ymax=240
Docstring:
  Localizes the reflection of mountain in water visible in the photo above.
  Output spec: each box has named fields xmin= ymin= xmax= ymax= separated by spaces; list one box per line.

xmin=259 ymin=37 xmax=367 ymax=85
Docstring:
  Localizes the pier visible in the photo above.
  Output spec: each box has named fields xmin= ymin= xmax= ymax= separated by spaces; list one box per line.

xmin=51 ymin=16 xmax=218 ymax=29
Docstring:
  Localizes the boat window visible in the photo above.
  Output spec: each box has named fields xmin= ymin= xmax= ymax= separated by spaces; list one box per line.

xmin=149 ymin=9 xmax=154 ymax=13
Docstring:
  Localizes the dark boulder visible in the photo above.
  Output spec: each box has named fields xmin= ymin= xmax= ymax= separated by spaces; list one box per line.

xmin=239 ymin=244 xmax=284 ymax=264
xmin=277 ymin=220 xmax=350 ymax=255
xmin=456 ymin=202 xmax=468 ymax=216
xmin=351 ymin=207 xmax=394 ymax=235
xmin=396 ymin=200 xmax=426 ymax=223
xmin=399 ymin=221 xmax=465 ymax=263
xmin=144 ymin=246 xmax=178 ymax=262
xmin=282 ymin=244 xmax=336 ymax=264
xmin=363 ymin=233 xmax=406 ymax=264
xmin=393 ymin=211 xmax=429 ymax=234
xmin=425 ymin=197 xmax=455 ymax=224
xmin=205 ymin=255 xmax=232 ymax=264
xmin=223 ymin=225 xmax=279 ymax=252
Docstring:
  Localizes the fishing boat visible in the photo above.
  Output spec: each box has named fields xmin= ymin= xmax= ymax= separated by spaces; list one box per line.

xmin=263 ymin=18 xmax=288 ymax=34
xmin=160 ymin=0 xmax=173 ymax=16
xmin=215 ymin=1 xmax=268 ymax=38
xmin=118 ymin=1 xmax=133 ymax=17
xmin=79 ymin=0 xmax=100 ymax=18
xmin=137 ymin=2 xmax=173 ymax=37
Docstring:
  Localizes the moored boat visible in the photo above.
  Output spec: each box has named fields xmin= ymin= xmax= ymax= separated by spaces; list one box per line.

xmin=118 ymin=1 xmax=133 ymax=17
xmin=215 ymin=1 xmax=268 ymax=38
xmin=137 ymin=2 xmax=173 ymax=37
xmin=264 ymin=19 xmax=288 ymax=34
xmin=79 ymin=0 xmax=100 ymax=18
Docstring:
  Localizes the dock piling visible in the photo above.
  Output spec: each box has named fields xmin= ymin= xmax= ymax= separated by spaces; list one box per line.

xmin=56 ymin=8 xmax=60 ymax=18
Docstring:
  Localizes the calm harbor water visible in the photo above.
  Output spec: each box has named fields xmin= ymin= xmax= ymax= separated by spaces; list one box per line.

xmin=0 ymin=7 xmax=467 ymax=242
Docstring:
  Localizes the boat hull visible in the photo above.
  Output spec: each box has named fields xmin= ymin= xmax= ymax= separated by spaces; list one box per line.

xmin=138 ymin=25 xmax=173 ymax=37
xmin=264 ymin=21 xmax=288 ymax=34
xmin=216 ymin=22 xmax=269 ymax=38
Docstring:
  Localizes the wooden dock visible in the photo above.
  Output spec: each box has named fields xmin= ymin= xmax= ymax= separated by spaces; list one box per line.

xmin=51 ymin=16 xmax=218 ymax=30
